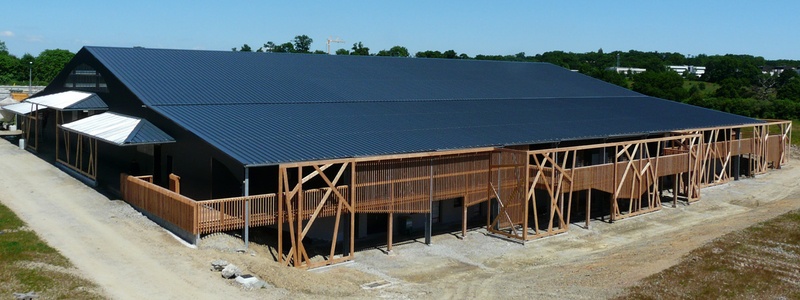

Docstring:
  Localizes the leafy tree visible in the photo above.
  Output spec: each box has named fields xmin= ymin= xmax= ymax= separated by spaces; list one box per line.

xmin=415 ymin=49 xmax=463 ymax=59
xmin=714 ymin=78 xmax=754 ymax=99
xmin=272 ymin=42 xmax=295 ymax=53
xmin=0 ymin=40 xmax=7 ymax=54
xmin=0 ymin=53 xmax=19 ymax=83
xmin=292 ymin=35 xmax=313 ymax=53
xmin=335 ymin=48 xmax=350 ymax=55
xmin=632 ymin=70 xmax=687 ymax=101
xmin=262 ymin=42 xmax=277 ymax=52
xmin=588 ymin=69 xmax=628 ymax=88
xmin=536 ymin=51 xmax=582 ymax=68
xmin=376 ymin=46 xmax=410 ymax=57
xmin=416 ymin=50 xmax=443 ymax=58
xmin=350 ymin=42 xmax=370 ymax=56
xmin=777 ymin=69 xmax=799 ymax=87
xmin=772 ymin=99 xmax=800 ymax=119
xmin=312 ymin=50 xmax=326 ymax=55
xmin=777 ymin=78 xmax=800 ymax=101
xmin=753 ymin=74 xmax=777 ymax=101
xmin=662 ymin=52 xmax=687 ymax=66
xmin=33 ymin=49 xmax=74 ymax=84
xmin=704 ymin=55 xmax=762 ymax=83
xmin=235 ymin=44 xmax=253 ymax=52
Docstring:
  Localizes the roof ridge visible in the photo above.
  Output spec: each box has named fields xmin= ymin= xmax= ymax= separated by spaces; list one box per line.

xmin=148 ymin=95 xmax=648 ymax=107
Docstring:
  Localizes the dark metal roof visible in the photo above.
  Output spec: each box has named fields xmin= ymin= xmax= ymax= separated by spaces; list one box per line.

xmin=81 ymin=46 xmax=761 ymax=166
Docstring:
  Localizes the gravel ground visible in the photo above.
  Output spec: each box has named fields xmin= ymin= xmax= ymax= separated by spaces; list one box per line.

xmin=2 ymin=139 xmax=800 ymax=299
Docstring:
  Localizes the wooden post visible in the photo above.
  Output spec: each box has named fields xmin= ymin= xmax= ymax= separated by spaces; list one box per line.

xmin=523 ymin=152 xmax=530 ymax=240
xmin=461 ymin=204 xmax=467 ymax=238
xmin=462 ymin=172 xmax=468 ymax=239
xmin=611 ymin=145 xmax=618 ymax=223
xmin=673 ymin=174 xmax=678 ymax=207
xmin=425 ymin=160 xmax=433 ymax=245
xmin=734 ymin=128 xmax=741 ymax=180
xmin=585 ymin=189 xmax=591 ymax=229
xmin=387 ymin=212 xmax=393 ymax=253
xmin=350 ymin=162 xmax=356 ymax=259
xmin=296 ymin=167 xmax=303 ymax=267
xmin=243 ymin=167 xmax=250 ymax=249
xmin=55 ymin=111 xmax=60 ymax=161
xmin=278 ymin=167 xmax=284 ymax=264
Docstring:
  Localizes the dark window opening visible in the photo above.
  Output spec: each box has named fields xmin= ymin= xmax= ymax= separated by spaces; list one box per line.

xmin=64 ymin=64 xmax=108 ymax=92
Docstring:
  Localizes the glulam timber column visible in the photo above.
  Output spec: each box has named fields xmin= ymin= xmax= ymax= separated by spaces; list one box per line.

xmin=524 ymin=148 xmax=575 ymax=239
xmin=487 ymin=149 xmax=528 ymax=241
xmin=277 ymin=160 xmax=355 ymax=269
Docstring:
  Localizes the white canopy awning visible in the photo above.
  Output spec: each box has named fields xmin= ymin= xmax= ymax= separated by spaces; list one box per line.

xmin=0 ymin=101 xmax=44 ymax=116
xmin=61 ymin=112 xmax=175 ymax=146
xmin=26 ymin=90 xmax=108 ymax=111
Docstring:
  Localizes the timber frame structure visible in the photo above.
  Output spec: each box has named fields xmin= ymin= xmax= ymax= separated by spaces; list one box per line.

xmin=15 ymin=46 xmax=794 ymax=269
xmin=115 ymin=120 xmax=791 ymax=269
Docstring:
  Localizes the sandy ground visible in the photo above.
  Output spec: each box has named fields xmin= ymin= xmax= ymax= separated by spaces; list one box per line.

xmin=0 ymin=141 xmax=255 ymax=299
xmin=2 ymin=139 xmax=800 ymax=299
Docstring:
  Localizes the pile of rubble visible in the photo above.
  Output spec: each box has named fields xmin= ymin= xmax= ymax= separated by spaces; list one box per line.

xmin=210 ymin=260 xmax=268 ymax=290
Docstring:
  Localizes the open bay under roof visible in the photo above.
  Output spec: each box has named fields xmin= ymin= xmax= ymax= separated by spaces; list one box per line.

xmin=82 ymin=46 xmax=759 ymax=166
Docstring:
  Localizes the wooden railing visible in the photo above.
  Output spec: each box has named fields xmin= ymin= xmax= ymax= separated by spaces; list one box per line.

xmin=353 ymin=153 xmax=492 ymax=213
xmin=121 ymin=174 xmax=351 ymax=235
xmin=198 ymin=193 xmax=277 ymax=234
xmin=120 ymin=173 xmax=199 ymax=235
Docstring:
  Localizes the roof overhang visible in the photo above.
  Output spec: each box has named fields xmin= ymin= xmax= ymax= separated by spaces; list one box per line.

xmin=61 ymin=112 xmax=175 ymax=146
xmin=26 ymin=90 xmax=108 ymax=111
xmin=0 ymin=101 xmax=44 ymax=115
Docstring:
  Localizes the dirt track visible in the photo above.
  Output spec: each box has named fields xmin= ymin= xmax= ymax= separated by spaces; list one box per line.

xmin=1 ymin=139 xmax=799 ymax=299
xmin=0 ymin=141 xmax=254 ymax=299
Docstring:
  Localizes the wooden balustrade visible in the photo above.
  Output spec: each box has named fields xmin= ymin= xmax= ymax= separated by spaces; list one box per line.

xmin=121 ymin=173 xmax=349 ymax=235
xmin=120 ymin=173 xmax=198 ymax=235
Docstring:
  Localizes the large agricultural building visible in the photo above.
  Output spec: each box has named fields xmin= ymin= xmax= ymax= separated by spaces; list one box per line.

xmin=1 ymin=47 xmax=791 ymax=268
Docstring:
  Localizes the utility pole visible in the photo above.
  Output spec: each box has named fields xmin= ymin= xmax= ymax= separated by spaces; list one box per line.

xmin=327 ymin=37 xmax=345 ymax=54
xmin=28 ymin=61 xmax=33 ymax=96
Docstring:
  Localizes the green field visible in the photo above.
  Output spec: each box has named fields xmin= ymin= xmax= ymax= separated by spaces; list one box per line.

xmin=0 ymin=202 xmax=101 ymax=299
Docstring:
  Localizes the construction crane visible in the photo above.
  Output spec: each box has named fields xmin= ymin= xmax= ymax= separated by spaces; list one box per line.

xmin=327 ymin=37 xmax=345 ymax=54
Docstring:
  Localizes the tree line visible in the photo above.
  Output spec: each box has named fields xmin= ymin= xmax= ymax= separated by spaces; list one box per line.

xmin=234 ymin=35 xmax=800 ymax=120
xmin=0 ymin=40 xmax=73 ymax=86
xmin=3 ymin=36 xmax=800 ymax=121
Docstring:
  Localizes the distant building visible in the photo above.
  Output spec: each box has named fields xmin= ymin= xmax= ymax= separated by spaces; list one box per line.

xmin=668 ymin=65 xmax=706 ymax=77
xmin=605 ymin=66 xmax=647 ymax=75
xmin=761 ymin=66 xmax=797 ymax=76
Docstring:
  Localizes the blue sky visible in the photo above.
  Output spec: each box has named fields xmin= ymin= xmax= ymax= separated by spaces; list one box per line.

xmin=3 ymin=1 xmax=799 ymax=60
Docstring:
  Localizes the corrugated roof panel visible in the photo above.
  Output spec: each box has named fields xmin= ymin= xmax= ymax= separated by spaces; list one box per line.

xmin=61 ymin=112 xmax=174 ymax=146
xmin=25 ymin=90 xmax=108 ymax=111
xmin=72 ymin=46 xmax=764 ymax=166
xmin=153 ymin=96 xmax=758 ymax=166
xmin=1 ymin=102 xmax=43 ymax=115
xmin=85 ymin=47 xmax=639 ymax=106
